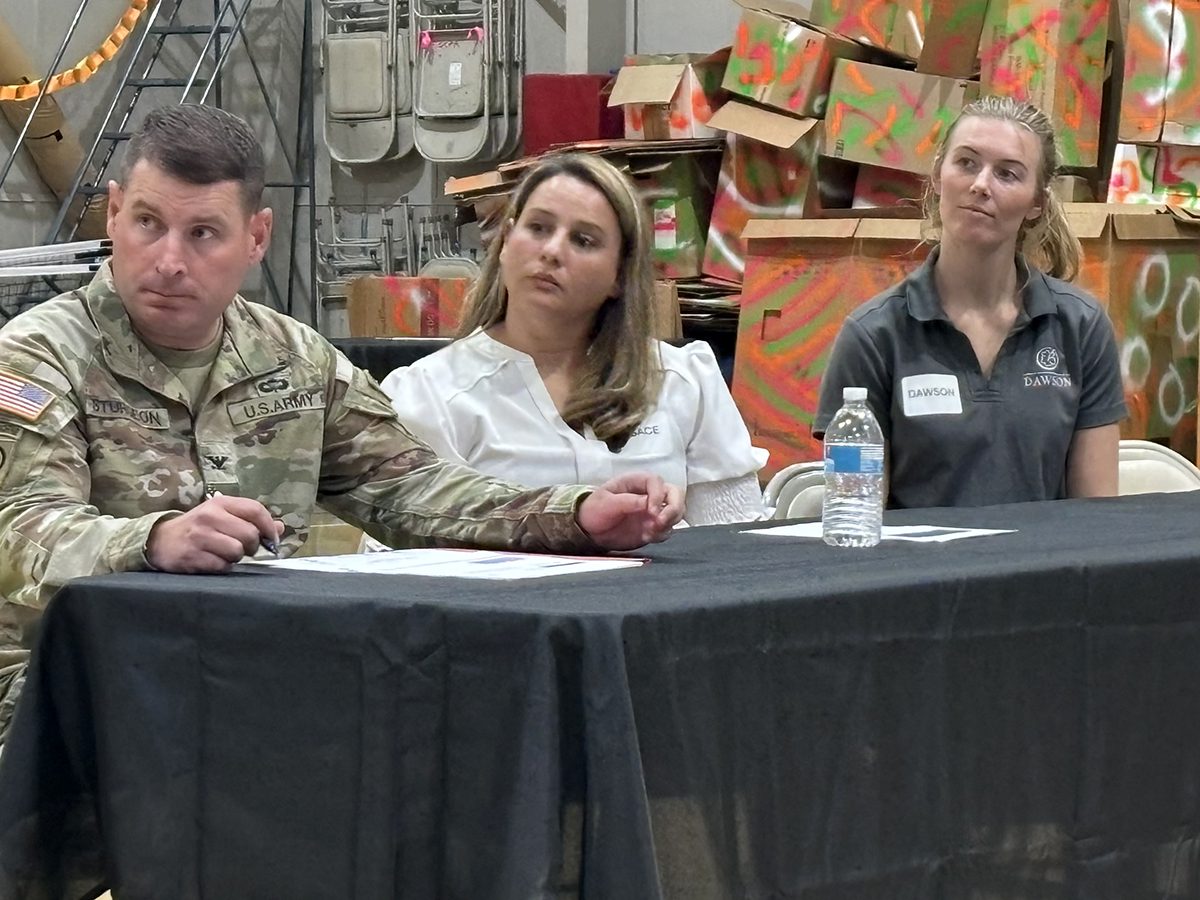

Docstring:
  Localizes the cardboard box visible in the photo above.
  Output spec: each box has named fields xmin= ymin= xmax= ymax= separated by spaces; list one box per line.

xmin=629 ymin=150 xmax=720 ymax=279
xmin=736 ymin=0 xmax=814 ymax=22
xmin=1062 ymin=202 xmax=1114 ymax=303
xmin=731 ymin=217 xmax=929 ymax=475
xmin=654 ymin=280 xmax=684 ymax=340
xmin=1106 ymin=209 xmax=1200 ymax=451
xmin=723 ymin=8 xmax=874 ymax=117
xmin=607 ymin=50 xmax=729 ymax=140
xmin=824 ymin=59 xmax=978 ymax=175
xmin=810 ymin=0 xmax=925 ymax=59
xmin=701 ymin=100 xmax=840 ymax=283
xmin=851 ymin=163 xmax=926 ymax=208
xmin=1051 ymin=174 xmax=1096 ymax=202
xmin=739 ymin=0 xmax=989 ymax=73
xmin=1154 ymin=145 xmax=1200 ymax=205
xmin=979 ymin=0 xmax=1109 ymax=167
xmin=1107 ymin=143 xmax=1200 ymax=207
xmin=915 ymin=0 xmax=991 ymax=77
xmin=1108 ymin=143 xmax=1163 ymax=204
xmin=1118 ymin=0 xmax=1200 ymax=145
xmin=346 ymin=275 xmax=471 ymax=337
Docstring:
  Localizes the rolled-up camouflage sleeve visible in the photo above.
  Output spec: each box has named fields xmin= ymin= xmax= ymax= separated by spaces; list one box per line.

xmin=316 ymin=353 xmax=602 ymax=554
xmin=0 ymin=394 xmax=179 ymax=613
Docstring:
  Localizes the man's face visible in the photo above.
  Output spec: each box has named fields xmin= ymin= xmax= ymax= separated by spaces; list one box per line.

xmin=106 ymin=159 xmax=272 ymax=350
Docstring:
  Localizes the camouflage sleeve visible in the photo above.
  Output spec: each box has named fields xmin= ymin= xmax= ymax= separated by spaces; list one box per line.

xmin=316 ymin=353 xmax=603 ymax=554
xmin=0 ymin=395 xmax=179 ymax=612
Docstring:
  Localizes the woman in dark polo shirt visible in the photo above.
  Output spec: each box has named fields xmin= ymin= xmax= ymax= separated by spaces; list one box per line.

xmin=814 ymin=96 xmax=1126 ymax=509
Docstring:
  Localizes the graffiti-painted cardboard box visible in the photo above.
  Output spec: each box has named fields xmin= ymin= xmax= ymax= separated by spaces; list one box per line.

xmin=851 ymin=163 xmax=926 ymax=208
xmin=1062 ymin=203 xmax=1115 ymax=304
xmin=979 ymin=0 xmax=1109 ymax=167
xmin=1109 ymin=143 xmax=1163 ymax=204
xmin=1106 ymin=210 xmax=1199 ymax=453
xmin=915 ymin=0 xmax=991 ymax=76
xmin=1118 ymin=0 xmax=1200 ymax=144
xmin=607 ymin=50 xmax=729 ymax=140
xmin=629 ymin=150 xmax=721 ymax=279
xmin=810 ymin=0 xmax=926 ymax=60
xmin=1153 ymin=145 xmax=1200 ymax=206
xmin=824 ymin=59 xmax=978 ymax=175
xmin=738 ymin=0 xmax=989 ymax=72
xmin=731 ymin=217 xmax=928 ymax=475
xmin=346 ymin=275 xmax=471 ymax=337
xmin=722 ymin=8 xmax=875 ymax=118
xmin=701 ymin=100 xmax=856 ymax=284
xmin=1108 ymin=143 xmax=1200 ymax=207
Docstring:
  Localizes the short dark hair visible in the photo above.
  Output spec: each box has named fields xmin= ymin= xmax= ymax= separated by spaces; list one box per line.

xmin=119 ymin=103 xmax=266 ymax=211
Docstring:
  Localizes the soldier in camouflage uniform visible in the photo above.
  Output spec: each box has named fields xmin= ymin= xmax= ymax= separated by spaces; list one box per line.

xmin=0 ymin=105 xmax=684 ymax=745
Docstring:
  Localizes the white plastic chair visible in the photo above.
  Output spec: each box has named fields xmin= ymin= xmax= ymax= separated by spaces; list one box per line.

xmin=1117 ymin=440 xmax=1200 ymax=495
xmin=784 ymin=482 xmax=824 ymax=519
xmin=762 ymin=461 xmax=824 ymax=519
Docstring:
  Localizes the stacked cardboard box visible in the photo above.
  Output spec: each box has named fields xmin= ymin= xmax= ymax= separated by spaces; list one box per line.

xmin=1108 ymin=0 xmax=1200 ymax=208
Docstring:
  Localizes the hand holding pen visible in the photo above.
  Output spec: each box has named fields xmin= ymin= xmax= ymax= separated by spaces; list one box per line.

xmin=145 ymin=492 xmax=285 ymax=574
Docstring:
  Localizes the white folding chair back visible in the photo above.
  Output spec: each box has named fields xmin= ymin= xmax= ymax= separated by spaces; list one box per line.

xmin=1117 ymin=440 xmax=1200 ymax=495
xmin=785 ymin=483 xmax=825 ymax=519
xmin=763 ymin=461 xmax=825 ymax=519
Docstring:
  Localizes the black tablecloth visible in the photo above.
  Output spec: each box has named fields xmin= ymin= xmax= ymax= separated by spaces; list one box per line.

xmin=3 ymin=493 xmax=1200 ymax=899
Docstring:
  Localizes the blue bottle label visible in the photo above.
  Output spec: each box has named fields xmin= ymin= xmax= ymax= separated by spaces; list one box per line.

xmin=825 ymin=443 xmax=884 ymax=475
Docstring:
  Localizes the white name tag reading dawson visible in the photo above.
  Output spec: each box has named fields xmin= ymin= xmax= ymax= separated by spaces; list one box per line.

xmin=901 ymin=374 xmax=963 ymax=417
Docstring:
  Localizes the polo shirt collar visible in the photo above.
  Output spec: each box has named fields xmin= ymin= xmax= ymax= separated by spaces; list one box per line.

xmin=905 ymin=247 xmax=1056 ymax=323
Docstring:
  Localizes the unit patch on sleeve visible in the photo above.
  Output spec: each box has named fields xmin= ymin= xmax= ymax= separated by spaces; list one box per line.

xmin=0 ymin=370 xmax=55 ymax=422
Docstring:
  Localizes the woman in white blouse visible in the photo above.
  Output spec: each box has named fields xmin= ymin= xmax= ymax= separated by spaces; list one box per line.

xmin=381 ymin=153 xmax=767 ymax=525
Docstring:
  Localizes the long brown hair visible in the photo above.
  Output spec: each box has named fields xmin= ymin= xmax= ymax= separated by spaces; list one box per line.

xmin=921 ymin=95 xmax=1081 ymax=281
xmin=458 ymin=153 xmax=661 ymax=445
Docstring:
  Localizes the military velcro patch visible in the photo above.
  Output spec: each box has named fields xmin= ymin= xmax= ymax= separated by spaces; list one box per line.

xmin=0 ymin=370 xmax=55 ymax=422
xmin=226 ymin=389 xmax=326 ymax=427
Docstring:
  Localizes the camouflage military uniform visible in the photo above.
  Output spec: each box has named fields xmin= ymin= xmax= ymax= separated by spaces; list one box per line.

xmin=0 ymin=262 xmax=597 ymax=743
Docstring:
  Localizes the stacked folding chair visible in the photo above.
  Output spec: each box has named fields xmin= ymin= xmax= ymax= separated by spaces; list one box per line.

xmin=410 ymin=0 xmax=522 ymax=163
xmin=415 ymin=212 xmax=480 ymax=279
xmin=321 ymin=0 xmax=414 ymax=164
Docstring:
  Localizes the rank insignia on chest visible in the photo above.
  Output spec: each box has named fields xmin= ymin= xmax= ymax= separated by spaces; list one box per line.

xmin=0 ymin=371 xmax=55 ymax=422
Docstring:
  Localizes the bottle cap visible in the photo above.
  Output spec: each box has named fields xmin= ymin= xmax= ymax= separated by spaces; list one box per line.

xmin=843 ymin=386 xmax=867 ymax=402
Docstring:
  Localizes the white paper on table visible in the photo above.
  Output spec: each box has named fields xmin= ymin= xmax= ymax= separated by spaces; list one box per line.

xmin=743 ymin=522 xmax=1017 ymax=542
xmin=243 ymin=547 xmax=647 ymax=578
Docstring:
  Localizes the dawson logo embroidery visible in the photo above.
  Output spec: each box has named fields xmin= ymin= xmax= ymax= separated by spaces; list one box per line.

xmin=205 ymin=455 xmax=231 ymax=470
xmin=1026 ymin=347 xmax=1070 ymax=387
xmin=1035 ymin=348 xmax=1060 ymax=371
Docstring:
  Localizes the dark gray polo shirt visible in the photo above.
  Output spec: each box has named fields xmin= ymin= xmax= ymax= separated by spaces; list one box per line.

xmin=813 ymin=250 xmax=1127 ymax=509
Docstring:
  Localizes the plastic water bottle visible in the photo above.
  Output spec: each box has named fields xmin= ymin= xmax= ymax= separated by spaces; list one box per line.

xmin=822 ymin=386 xmax=885 ymax=548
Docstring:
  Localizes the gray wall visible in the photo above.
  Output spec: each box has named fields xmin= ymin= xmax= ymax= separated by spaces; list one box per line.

xmin=633 ymin=0 xmax=740 ymax=54
xmin=0 ymin=0 xmax=741 ymax=327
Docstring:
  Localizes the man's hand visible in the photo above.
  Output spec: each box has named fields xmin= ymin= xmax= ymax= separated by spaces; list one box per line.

xmin=146 ymin=495 xmax=284 ymax=573
xmin=576 ymin=473 xmax=684 ymax=551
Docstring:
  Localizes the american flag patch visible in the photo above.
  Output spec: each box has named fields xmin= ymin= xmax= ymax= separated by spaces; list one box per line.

xmin=0 ymin=371 xmax=55 ymax=422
